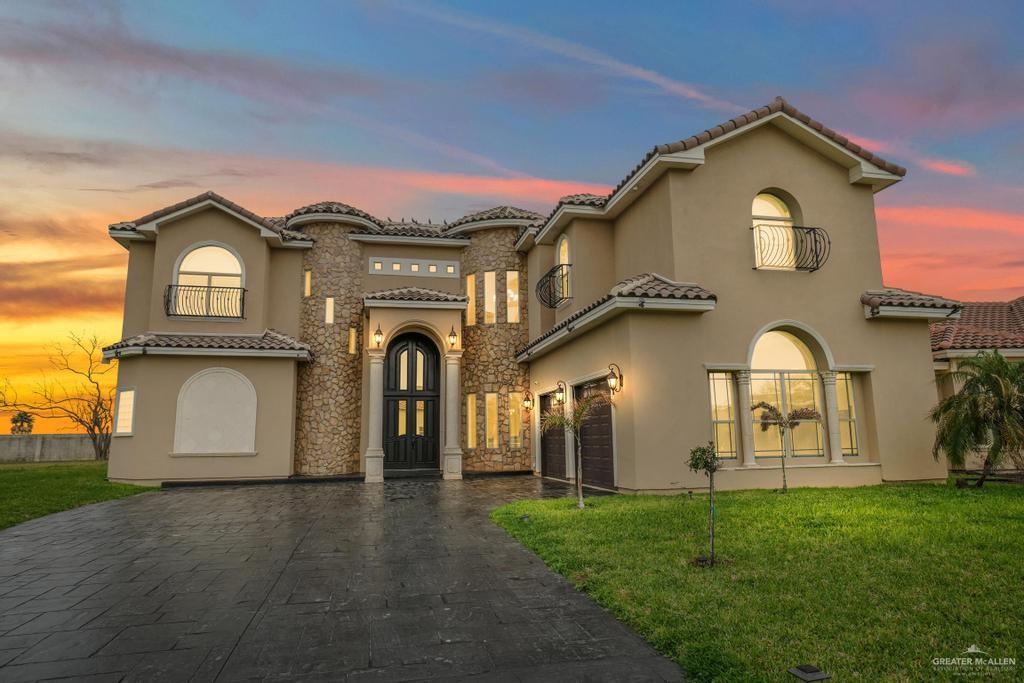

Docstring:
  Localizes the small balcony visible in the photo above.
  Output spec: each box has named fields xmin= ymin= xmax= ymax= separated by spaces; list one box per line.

xmin=165 ymin=284 xmax=246 ymax=318
xmin=537 ymin=264 xmax=572 ymax=308
xmin=752 ymin=224 xmax=831 ymax=272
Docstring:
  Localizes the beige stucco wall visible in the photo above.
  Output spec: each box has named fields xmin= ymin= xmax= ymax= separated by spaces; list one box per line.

xmin=108 ymin=355 xmax=298 ymax=484
xmin=121 ymin=241 xmax=155 ymax=337
xmin=554 ymin=219 xmax=614 ymax=325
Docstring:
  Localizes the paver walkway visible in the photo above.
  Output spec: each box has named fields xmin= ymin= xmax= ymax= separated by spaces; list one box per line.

xmin=0 ymin=476 xmax=682 ymax=681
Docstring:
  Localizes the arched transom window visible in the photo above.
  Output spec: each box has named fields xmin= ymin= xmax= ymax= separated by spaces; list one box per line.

xmin=556 ymin=235 xmax=571 ymax=300
xmin=752 ymin=193 xmax=798 ymax=270
xmin=750 ymin=331 xmax=823 ymax=457
xmin=171 ymin=245 xmax=244 ymax=317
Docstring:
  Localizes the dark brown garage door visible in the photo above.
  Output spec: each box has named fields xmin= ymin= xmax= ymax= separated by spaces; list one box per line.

xmin=575 ymin=381 xmax=614 ymax=489
xmin=540 ymin=392 xmax=566 ymax=479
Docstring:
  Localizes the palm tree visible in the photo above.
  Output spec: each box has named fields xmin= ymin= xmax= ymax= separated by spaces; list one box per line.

xmin=541 ymin=391 xmax=611 ymax=509
xmin=10 ymin=411 xmax=34 ymax=435
xmin=751 ymin=401 xmax=821 ymax=493
xmin=931 ymin=351 xmax=1024 ymax=488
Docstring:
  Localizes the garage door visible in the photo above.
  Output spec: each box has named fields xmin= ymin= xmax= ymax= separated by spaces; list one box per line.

xmin=540 ymin=392 xmax=566 ymax=479
xmin=574 ymin=381 xmax=614 ymax=489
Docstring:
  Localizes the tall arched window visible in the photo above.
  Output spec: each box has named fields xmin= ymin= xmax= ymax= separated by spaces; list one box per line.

xmin=750 ymin=330 xmax=824 ymax=457
xmin=171 ymin=245 xmax=244 ymax=317
xmin=752 ymin=192 xmax=797 ymax=270
xmin=556 ymin=235 xmax=571 ymax=300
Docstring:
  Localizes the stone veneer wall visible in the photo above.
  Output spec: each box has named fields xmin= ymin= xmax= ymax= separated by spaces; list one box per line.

xmin=294 ymin=222 xmax=364 ymax=475
xmin=460 ymin=227 xmax=532 ymax=472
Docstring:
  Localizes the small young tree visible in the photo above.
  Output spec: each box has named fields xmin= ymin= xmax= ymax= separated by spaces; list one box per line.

xmin=10 ymin=411 xmax=34 ymax=435
xmin=687 ymin=441 xmax=720 ymax=566
xmin=751 ymin=401 xmax=821 ymax=493
xmin=0 ymin=334 xmax=116 ymax=460
xmin=931 ymin=351 xmax=1024 ymax=488
xmin=541 ymin=390 xmax=610 ymax=509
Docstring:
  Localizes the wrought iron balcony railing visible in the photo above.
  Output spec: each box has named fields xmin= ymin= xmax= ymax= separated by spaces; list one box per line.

xmin=752 ymin=224 xmax=831 ymax=272
xmin=165 ymin=285 xmax=246 ymax=318
xmin=536 ymin=263 xmax=572 ymax=308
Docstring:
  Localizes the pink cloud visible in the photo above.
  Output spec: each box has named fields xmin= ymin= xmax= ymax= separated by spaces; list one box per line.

xmin=877 ymin=206 xmax=1024 ymax=237
xmin=918 ymin=158 xmax=976 ymax=177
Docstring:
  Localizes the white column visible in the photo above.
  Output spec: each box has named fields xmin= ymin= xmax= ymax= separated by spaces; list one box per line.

xmin=364 ymin=351 xmax=385 ymax=482
xmin=442 ymin=352 xmax=464 ymax=480
xmin=821 ymin=371 xmax=845 ymax=464
xmin=735 ymin=370 xmax=757 ymax=468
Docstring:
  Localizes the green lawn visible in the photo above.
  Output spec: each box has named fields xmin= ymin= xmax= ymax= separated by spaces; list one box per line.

xmin=0 ymin=461 xmax=151 ymax=531
xmin=493 ymin=484 xmax=1024 ymax=681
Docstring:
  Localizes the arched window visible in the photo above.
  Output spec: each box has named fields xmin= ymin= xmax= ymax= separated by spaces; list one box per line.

xmin=173 ymin=368 xmax=257 ymax=454
xmin=556 ymin=235 xmax=571 ymax=300
xmin=749 ymin=330 xmax=824 ymax=457
xmin=752 ymin=192 xmax=797 ymax=270
xmin=172 ymin=245 xmax=244 ymax=317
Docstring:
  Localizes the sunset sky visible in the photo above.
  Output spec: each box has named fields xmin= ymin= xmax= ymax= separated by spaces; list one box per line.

xmin=2 ymin=0 xmax=1023 ymax=432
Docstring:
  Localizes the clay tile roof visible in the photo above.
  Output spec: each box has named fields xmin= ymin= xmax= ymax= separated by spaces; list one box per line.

xmin=103 ymin=329 xmax=310 ymax=354
xmin=518 ymin=274 xmax=715 ymax=356
xmin=538 ymin=96 xmax=906 ymax=232
xmin=860 ymin=287 xmax=960 ymax=311
xmin=610 ymin=273 xmax=717 ymax=301
xmin=931 ymin=297 xmax=1024 ymax=352
xmin=108 ymin=192 xmax=312 ymax=243
xmin=363 ymin=287 xmax=468 ymax=303
xmin=447 ymin=205 xmax=545 ymax=229
xmin=363 ymin=221 xmax=460 ymax=239
xmin=284 ymin=201 xmax=383 ymax=226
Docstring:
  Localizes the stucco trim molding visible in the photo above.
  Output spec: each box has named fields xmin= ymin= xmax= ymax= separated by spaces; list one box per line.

xmin=863 ymin=304 xmax=962 ymax=320
xmin=516 ymin=296 xmax=715 ymax=362
xmin=934 ymin=348 xmax=1024 ymax=360
xmin=286 ymin=212 xmax=380 ymax=232
xmin=363 ymin=300 xmax=468 ymax=310
xmin=103 ymin=347 xmax=310 ymax=360
xmin=445 ymin=218 xmax=537 ymax=236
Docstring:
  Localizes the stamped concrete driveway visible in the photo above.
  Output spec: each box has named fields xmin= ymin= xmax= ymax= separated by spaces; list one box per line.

xmin=0 ymin=476 xmax=682 ymax=681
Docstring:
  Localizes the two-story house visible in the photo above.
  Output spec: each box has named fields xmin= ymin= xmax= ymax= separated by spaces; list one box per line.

xmin=105 ymin=97 xmax=960 ymax=489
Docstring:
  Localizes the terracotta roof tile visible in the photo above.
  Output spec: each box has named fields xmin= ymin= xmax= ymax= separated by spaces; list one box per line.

xmin=447 ymin=205 xmax=544 ymax=229
xmin=860 ymin=288 xmax=960 ymax=311
xmin=284 ymin=201 xmax=383 ymax=226
xmin=363 ymin=287 xmax=468 ymax=303
xmin=104 ymin=329 xmax=310 ymax=355
xmin=931 ymin=297 xmax=1024 ymax=352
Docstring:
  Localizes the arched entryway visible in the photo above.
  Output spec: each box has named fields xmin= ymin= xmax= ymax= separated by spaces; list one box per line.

xmin=383 ymin=332 xmax=440 ymax=470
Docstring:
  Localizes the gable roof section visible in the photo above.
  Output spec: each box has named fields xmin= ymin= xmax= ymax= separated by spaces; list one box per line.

xmin=931 ymin=297 xmax=1024 ymax=356
xmin=108 ymin=191 xmax=314 ymax=249
xmin=522 ymin=96 xmax=906 ymax=251
xmin=363 ymin=287 xmax=468 ymax=309
xmin=103 ymin=329 xmax=310 ymax=360
xmin=517 ymin=273 xmax=716 ymax=361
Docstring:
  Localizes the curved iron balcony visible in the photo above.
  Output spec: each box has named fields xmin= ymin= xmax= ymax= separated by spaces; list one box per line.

xmin=165 ymin=284 xmax=246 ymax=318
xmin=752 ymin=224 xmax=831 ymax=272
xmin=536 ymin=263 xmax=572 ymax=308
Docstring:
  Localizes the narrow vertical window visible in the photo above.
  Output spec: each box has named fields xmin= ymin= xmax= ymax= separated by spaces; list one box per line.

xmin=484 ymin=271 xmax=496 ymax=324
xmin=397 ymin=400 xmax=407 ymax=436
xmin=347 ymin=327 xmax=357 ymax=355
xmin=399 ymin=350 xmax=408 ymax=390
xmin=303 ymin=269 xmax=312 ymax=297
xmin=415 ymin=400 xmax=426 ymax=436
xmin=466 ymin=393 xmax=477 ymax=448
xmin=485 ymin=393 xmax=499 ymax=448
xmin=707 ymin=373 xmax=737 ymax=458
xmin=415 ymin=350 xmax=425 ymax=391
xmin=465 ymin=274 xmax=476 ymax=326
xmin=837 ymin=372 xmax=859 ymax=456
xmin=509 ymin=391 xmax=523 ymax=448
xmin=115 ymin=389 xmax=135 ymax=435
xmin=506 ymin=271 xmax=520 ymax=323
xmin=324 ymin=297 xmax=334 ymax=324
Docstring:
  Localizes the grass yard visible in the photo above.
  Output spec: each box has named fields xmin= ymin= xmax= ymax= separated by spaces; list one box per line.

xmin=0 ymin=461 xmax=151 ymax=531
xmin=493 ymin=484 xmax=1024 ymax=681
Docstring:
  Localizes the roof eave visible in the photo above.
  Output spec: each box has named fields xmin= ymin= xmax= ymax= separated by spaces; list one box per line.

xmin=445 ymin=218 xmax=538 ymax=236
xmin=865 ymin=305 xmax=962 ymax=321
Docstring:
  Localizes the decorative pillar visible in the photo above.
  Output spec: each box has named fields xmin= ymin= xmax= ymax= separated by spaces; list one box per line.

xmin=442 ymin=352 xmax=464 ymax=480
xmin=735 ymin=370 xmax=757 ymax=468
xmin=821 ymin=371 xmax=845 ymax=464
xmin=364 ymin=351 xmax=385 ymax=482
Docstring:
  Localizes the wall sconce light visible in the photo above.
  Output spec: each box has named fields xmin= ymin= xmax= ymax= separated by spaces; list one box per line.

xmin=606 ymin=363 xmax=624 ymax=393
xmin=522 ymin=390 xmax=534 ymax=411
xmin=448 ymin=326 xmax=458 ymax=348
xmin=373 ymin=324 xmax=384 ymax=348
xmin=554 ymin=380 xmax=567 ymax=404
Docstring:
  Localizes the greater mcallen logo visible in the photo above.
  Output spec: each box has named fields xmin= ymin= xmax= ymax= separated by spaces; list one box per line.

xmin=932 ymin=645 xmax=1017 ymax=676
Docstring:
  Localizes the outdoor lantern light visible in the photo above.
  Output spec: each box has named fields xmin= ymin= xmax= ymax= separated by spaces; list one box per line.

xmin=373 ymin=324 xmax=384 ymax=348
xmin=522 ymin=390 xmax=534 ymax=411
xmin=606 ymin=363 xmax=624 ymax=393
xmin=448 ymin=326 xmax=458 ymax=348
xmin=554 ymin=380 xmax=567 ymax=404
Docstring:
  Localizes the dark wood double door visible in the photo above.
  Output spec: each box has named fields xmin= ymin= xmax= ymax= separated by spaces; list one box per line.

xmin=383 ymin=333 xmax=440 ymax=470
xmin=540 ymin=381 xmax=614 ymax=489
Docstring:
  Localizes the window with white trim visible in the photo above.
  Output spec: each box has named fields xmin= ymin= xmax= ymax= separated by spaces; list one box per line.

xmin=115 ymin=389 xmax=135 ymax=435
xmin=172 ymin=245 xmax=243 ymax=317
xmin=750 ymin=331 xmax=824 ymax=457
xmin=836 ymin=372 xmax=859 ymax=456
xmin=707 ymin=373 xmax=737 ymax=458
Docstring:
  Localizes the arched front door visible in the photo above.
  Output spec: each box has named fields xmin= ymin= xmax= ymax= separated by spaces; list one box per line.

xmin=383 ymin=333 xmax=440 ymax=470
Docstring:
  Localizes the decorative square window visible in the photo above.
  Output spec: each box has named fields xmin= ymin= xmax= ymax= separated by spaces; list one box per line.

xmin=446 ymin=265 xmax=455 ymax=274
xmin=429 ymin=264 xmax=438 ymax=273
xmin=115 ymin=389 xmax=135 ymax=435
xmin=392 ymin=262 xmax=401 ymax=271
xmin=373 ymin=261 xmax=383 ymax=271
xmin=411 ymin=264 xmax=420 ymax=272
